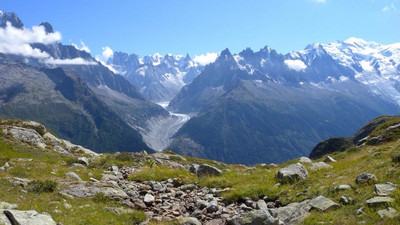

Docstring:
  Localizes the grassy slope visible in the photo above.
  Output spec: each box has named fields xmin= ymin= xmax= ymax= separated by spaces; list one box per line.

xmin=1 ymin=119 xmax=400 ymax=224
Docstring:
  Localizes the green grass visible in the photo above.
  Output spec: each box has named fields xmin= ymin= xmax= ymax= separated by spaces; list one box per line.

xmin=0 ymin=137 xmax=146 ymax=224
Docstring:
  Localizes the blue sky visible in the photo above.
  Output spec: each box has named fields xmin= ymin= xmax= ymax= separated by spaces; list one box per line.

xmin=2 ymin=0 xmax=399 ymax=58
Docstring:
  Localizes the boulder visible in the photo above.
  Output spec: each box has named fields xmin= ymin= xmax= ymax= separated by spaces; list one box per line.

xmin=375 ymin=182 xmax=397 ymax=196
xmin=178 ymin=217 xmax=202 ymax=225
xmin=22 ymin=121 xmax=47 ymax=135
xmin=299 ymin=157 xmax=312 ymax=164
xmin=0 ymin=202 xmax=18 ymax=210
xmin=355 ymin=173 xmax=377 ymax=184
xmin=196 ymin=200 xmax=208 ymax=210
xmin=277 ymin=200 xmax=311 ymax=225
xmin=309 ymin=196 xmax=339 ymax=212
xmin=197 ymin=164 xmax=222 ymax=177
xmin=3 ymin=210 xmax=57 ymax=225
xmin=276 ymin=163 xmax=308 ymax=183
xmin=6 ymin=126 xmax=46 ymax=149
xmin=189 ymin=164 xmax=199 ymax=174
xmin=238 ymin=209 xmax=279 ymax=225
xmin=377 ymin=207 xmax=399 ymax=219
xmin=60 ymin=182 xmax=129 ymax=200
xmin=335 ymin=184 xmax=352 ymax=191
xmin=206 ymin=201 xmax=219 ymax=213
xmin=144 ymin=194 xmax=155 ymax=205
xmin=77 ymin=157 xmax=89 ymax=166
xmin=66 ymin=172 xmax=82 ymax=181
xmin=256 ymin=200 xmax=268 ymax=210
xmin=366 ymin=196 xmax=394 ymax=207
xmin=310 ymin=162 xmax=333 ymax=170
xmin=180 ymin=184 xmax=196 ymax=192
xmin=323 ymin=156 xmax=337 ymax=163
xmin=0 ymin=162 xmax=10 ymax=171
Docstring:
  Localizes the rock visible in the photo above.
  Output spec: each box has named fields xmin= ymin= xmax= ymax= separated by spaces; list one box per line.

xmin=0 ymin=211 xmax=11 ymax=225
xmin=276 ymin=163 xmax=308 ymax=183
xmin=206 ymin=219 xmax=225 ymax=225
xmin=6 ymin=126 xmax=47 ymax=149
xmin=101 ymin=174 xmax=119 ymax=182
xmin=377 ymin=207 xmax=399 ymax=219
xmin=240 ymin=203 xmax=253 ymax=211
xmin=66 ymin=172 xmax=82 ymax=181
xmin=0 ymin=202 xmax=18 ymax=210
xmin=22 ymin=121 xmax=47 ymax=135
xmin=144 ymin=194 xmax=155 ymax=205
xmin=104 ymin=207 xmax=136 ymax=215
xmin=299 ymin=157 xmax=312 ymax=164
xmin=189 ymin=164 xmax=199 ymax=174
xmin=375 ymin=182 xmax=397 ymax=196
xmin=355 ymin=173 xmax=377 ymax=184
xmin=339 ymin=196 xmax=355 ymax=205
xmin=309 ymin=196 xmax=339 ymax=212
xmin=310 ymin=162 xmax=333 ymax=170
xmin=43 ymin=132 xmax=61 ymax=145
xmin=335 ymin=184 xmax=352 ymax=191
xmin=196 ymin=200 xmax=208 ymax=210
xmin=277 ymin=200 xmax=311 ymax=225
xmin=180 ymin=184 xmax=196 ymax=192
xmin=238 ymin=209 xmax=279 ymax=225
xmin=77 ymin=157 xmax=89 ymax=166
xmin=53 ymin=145 xmax=72 ymax=156
xmin=355 ymin=207 xmax=364 ymax=216
xmin=178 ymin=217 xmax=202 ymax=225
xmin=60 ymin=182 xmax=129 ymax=200
xmin=70 ymin=163 xmax=85 ymax=168
xmin=2 ymin=210 xmax=57 ymax=225
xmin=365 ymin=196 xmax=394 ymax=207
xmin=256 ymin=200 xmax=268 ymax=210
xmin=323 ymin=156 xmax=337 ymax=163
xmin=206 ymin=201 xmax=219 ymax=213
xmin=0 ymin=162 xmax=10 ymax=171
xmin=150 ymin=182 xmax=164 ymax=192
xmin=197 ymin=164 xmax=222 ymax=177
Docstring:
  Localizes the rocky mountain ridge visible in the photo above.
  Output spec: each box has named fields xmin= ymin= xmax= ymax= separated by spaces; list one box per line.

xmin=108 ymin=51 xmax=203 ymax=102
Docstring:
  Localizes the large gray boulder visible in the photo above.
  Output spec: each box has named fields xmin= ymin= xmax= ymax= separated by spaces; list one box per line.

xmin=355 ymin=173 xmax=377 ymax=184
xmin=377 ymin=207 xmax=399 ymax=219
xmin=298 ymin=157 xmax=312 ymax=164
xmin=66 ymin=172 xmax=82 ymax=181
xmin=309 ymin=162 xmax=333 ymax=171
xmin=277 ymin=200 xmax=311 ymax=225
xmin=0 ymin=202 xmax=18 ymax=210
xmin=366 ymin=196 xmax=394 ymax=207
xmin=178 ymin=217 xmax=202 ymax=225
xmin=2 ymin=210 xmax=57 ymax=225
xmin=5 ymin=126 xmax=46 ymax=149
xmin=60 ymin=182 xmax=129 ymax=200
xmin=22 ymin=121 xmax=47 ymax=135
xmin=375 ymin=182 xmax=397 ymax=196
xmin=276 ymin=163 xmax=308 ymax=182
xmin=237 ymin=209 xmax=279 ymax=225
xmin=309 ymin=196 xmax=339 ymax=212
xmin=197 ymin=164 xmax=222 ymax=177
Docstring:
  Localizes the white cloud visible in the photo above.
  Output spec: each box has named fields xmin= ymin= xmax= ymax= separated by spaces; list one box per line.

xmin=45 ymin=57 xmax=97 ymax=65
xmin=0 ymin=22 xmax=95 ymax=65
xmin=382 ymin=3 xmax=397 ymax=12
xmin=193 ymin=52 xmax=219 ymax=66
xmin=72 ymin=41 xmax=91 ymax=53
xmin=0 ymin=22 xmax=61 ymax=58
xmin=102 ymin=46 xmax=114 ymax=60
xmin=284 ymin=59 xmax=307 ymax=71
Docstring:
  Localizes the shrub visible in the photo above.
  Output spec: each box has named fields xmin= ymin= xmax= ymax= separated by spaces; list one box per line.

xmin=27 ymin=180 xmax=58 ymax=193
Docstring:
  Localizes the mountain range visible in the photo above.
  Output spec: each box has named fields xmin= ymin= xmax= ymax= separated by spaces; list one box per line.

xmin=108 ymin=52 xmax=203 ymax=102
xmin=167 ymin=39 xmax=400 ymax=164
